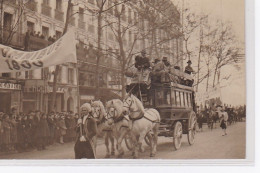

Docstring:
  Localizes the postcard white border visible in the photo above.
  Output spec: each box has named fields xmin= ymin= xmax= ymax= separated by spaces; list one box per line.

xmin=0 ymin=0 xmax=256 ymax=168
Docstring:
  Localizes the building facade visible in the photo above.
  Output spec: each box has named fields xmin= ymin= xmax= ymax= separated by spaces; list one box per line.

xmin=0 ymin=0 xmax=183 ymax=113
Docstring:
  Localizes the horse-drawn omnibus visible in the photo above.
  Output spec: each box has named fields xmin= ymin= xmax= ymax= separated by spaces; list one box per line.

xmin=125 ymin=67 xmax=197 ymax=150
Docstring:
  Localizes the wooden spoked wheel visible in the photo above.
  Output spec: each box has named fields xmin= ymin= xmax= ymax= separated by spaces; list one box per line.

xmin=187 ymin=111 xmax=197 ymax=145
xmin=173 ymin=121 xmax=183 ymax=150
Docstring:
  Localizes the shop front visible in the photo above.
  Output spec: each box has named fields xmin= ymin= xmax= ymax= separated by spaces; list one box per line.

xmin=0 ymin=81 xmax=22 ymax=114
xmin=24 ymin=80 xmax=78 ymax=113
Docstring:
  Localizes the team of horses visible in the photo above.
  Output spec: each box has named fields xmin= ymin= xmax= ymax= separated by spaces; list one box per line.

xmin=79 ymin=94 xmax=161 ymax=159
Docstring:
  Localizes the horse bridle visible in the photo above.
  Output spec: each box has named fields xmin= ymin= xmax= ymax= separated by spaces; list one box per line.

xmin=123 ymin=96 xmax=134 ymax=110
xmin=106 ymin=107 xmax=117 ymax=120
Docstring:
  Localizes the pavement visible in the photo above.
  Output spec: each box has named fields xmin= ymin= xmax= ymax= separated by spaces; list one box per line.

xmin=0 ymin=122 xmax=245 ymax=159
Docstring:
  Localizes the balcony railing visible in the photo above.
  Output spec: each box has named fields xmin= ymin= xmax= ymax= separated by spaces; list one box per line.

xmin=55 ymin=9 xmax=64 ymax=22
xmin=25 ymin=1 xmax=37 ymax=12
xmin=76 ymin=47 xmax=120 ymax=70
xmin=78 ymin=20 xmax=86 ymax=30
xmin=29 ymin=36 xmax=50 ymax=51
xmin=41 ymin=3 xmax=52 ymax=17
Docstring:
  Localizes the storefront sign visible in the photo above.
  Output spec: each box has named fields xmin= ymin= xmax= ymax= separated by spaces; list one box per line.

xmin=24 ymin=86 xmax=65 ymax=93
xmin=80 ymin=95 xmax=95 ymax=100
xmin=0 ymin=82 xmax=21 ymax=90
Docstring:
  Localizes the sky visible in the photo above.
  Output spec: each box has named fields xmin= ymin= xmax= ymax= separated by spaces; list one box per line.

xmin=172 ymin=0 xmax=246 ymax=106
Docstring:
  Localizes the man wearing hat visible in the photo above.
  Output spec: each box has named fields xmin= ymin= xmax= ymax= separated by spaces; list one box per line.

xmin=185 ymin=60 xmax=194 ymax=75
xmin=151 ymin=58 xmax=165 ymax=83
xmin=139 ymin=50 xmax=151 ymax=70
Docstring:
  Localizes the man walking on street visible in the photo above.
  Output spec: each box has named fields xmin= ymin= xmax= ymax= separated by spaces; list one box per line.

xmin=219 ymin=106 xmax=229 ymax=136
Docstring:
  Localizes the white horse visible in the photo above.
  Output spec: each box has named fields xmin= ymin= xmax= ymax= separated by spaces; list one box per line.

xmin=122 ymin=94 xmax=160 ymax=158
xmin=106 ymin=99 xmax=131 ymax=158
xmin=91 ymin=100 xmax=115 ymax=158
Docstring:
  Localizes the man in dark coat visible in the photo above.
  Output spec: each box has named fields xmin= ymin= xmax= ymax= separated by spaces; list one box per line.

xmin=47 ymin=112 xmax=56 ymax=145
xmin=74 ymin=106 xmax=97 ymax=159
xmin=185 ymin=60 xmax=194 ymax=74
xmin=135 ymin=50 xmax=151 ymax=71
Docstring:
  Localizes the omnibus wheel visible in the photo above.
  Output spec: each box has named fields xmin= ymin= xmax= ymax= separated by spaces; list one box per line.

xmin=188 ymin=111 xmax=197 ymax=145
xmin=173 ymin=121 xmax=182 ymax=150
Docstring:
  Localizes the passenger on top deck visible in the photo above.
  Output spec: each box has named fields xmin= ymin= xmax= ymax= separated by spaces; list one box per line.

xmin=162 ymin=57 xmax=171 ymax=72
xmin=151 ymin=58 xmax=165 ymax=83
xmin=184 ymin=60 xmax=194 ymax=87
xmin=184 ymin=60 xmax=194 ymax=75
xmin=134 ymin=50 xmax=150 ymax=71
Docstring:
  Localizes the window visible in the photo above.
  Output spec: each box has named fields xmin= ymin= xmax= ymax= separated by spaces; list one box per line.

xmin=186 ymin=93 xmax=190 ymax=107
xmin=182 ymin=92 xmax=186 ymax=107
xmin=79 ymin=7 xmax=84 ymax=21
xmin=175 ymin=91 xmax=180 ymax=107
xmin=57 ymin=67 xmax=62 ymax=83
xmin=27 ymin=21 xmax=34 ymax=33
xmin=121 ymin=5 xmax=126 ymax=21
xmin=42 ymin=26 xmax=49 ymax=38
xmin=1 ymin=73 xmax=11 ymax=78
xmin=3 ymin=12 xmax=13 ymax=31
xmin=88 ymin=0 xmax=94 ymax=5
xmin=68 ymin=68 xmax=74 ymax=84
xmin=56 ymin=0 xmax=62 ymax=10
xmin=128 ymin=8 xmax=132 ymax=23
xmin=56 ymin=30 xmax=62 ymax=39
xmin=88 ymin=24 xmax=94 ymax=33
xmin=171 ymin=90 xmax=176 ymax=106
xmin=134 ymin=12 xmax=137 ymax=22
xmin=108 ymin=0 xmax=113 ymax=15
xmin=190 ymin=93 xmax=193 ymax=107
xmin=43 ymin=0 xmax=49 ymax=5
xmin=155 ymin=89 xmax=171 ymax=106
xmin=128 ymin=31 xmax=132 ymax=43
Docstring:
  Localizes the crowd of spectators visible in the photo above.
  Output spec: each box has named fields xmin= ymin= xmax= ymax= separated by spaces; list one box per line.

xmin=0 ymin=110 xmax=79 ymax=154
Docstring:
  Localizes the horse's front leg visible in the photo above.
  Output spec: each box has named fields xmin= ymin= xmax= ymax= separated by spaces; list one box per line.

xmin=117 ymin=127 xmax=129 ymax=158
xmin=134 ymin=130 xmax=147 ymax=159
xmin=109 ymin=131 xmax=115 ymax=156
xmin=104 ymin=132 xmax=110 ymax=158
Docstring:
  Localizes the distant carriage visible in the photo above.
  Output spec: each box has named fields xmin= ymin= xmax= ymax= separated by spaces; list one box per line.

xmin=125 ymin=67 xmax=197 ymax=150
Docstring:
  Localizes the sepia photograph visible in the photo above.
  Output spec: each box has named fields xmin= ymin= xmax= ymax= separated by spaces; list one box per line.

xmin=0 ymin=0 xmax=247 ymax=161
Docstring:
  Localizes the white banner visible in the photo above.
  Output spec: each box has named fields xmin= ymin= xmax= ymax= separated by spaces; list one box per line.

xmin=0 ymin=30 xmax=77 ymax=73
